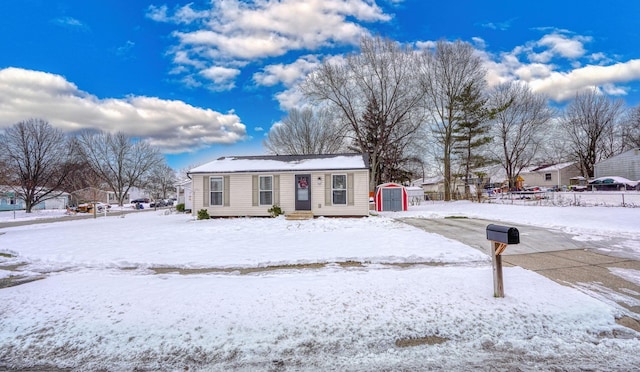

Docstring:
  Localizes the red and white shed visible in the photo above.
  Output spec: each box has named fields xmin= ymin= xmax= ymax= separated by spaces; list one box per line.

xmin=375 ymin=183 xmax=408 ymax=212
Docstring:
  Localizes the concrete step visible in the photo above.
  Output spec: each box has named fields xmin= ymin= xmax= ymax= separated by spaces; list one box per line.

xmin=285 ymin=211 xmax=314 ymax=220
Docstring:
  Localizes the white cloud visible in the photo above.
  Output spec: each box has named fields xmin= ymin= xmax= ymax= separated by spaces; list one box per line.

xmin=478 ymin=30 xmax=640 ymax=102
xmin=524 ymin=60 xmax=640 ymax=101
xmin=199 ymin=66 xmax=241 ymax=90
xmin=415 ymin=40 xmax=436 ymax=50
xmin=513 ymin=63 xmax=554 ymax=82
xmin=0 ymin=68 xmax=247 ymax=154
xmin=505 ymin=31 xmax=592 ymax=64
xmin=538 ymin=33 xmax=590 ymax=59
xmin=253 ymin=55 xmax=321 ymax=87
xmin=471 ymin=37 xmax=486 ymax=50
xmin=274 ymin=86 xmax=308 ymax=111
xmin=51 ymin=16 xmax=88 ymax=30
xmin=148 ymin=0 xmax=393 ymax=90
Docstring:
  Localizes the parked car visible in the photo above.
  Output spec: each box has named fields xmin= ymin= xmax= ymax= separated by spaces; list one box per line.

xmin=150 ymin=200 xmax=166 ymax=208
xmin=131 ymin=198 xmax=150 ymax=204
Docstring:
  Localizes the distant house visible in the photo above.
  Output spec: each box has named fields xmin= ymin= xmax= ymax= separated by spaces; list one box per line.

xmin=188 ymin=154 xmax=370 ymax=218
xmin=519 ymin=162 xmax=582 ymax=189
xmin=0 ymin=186 xmax=70 ymax=211
xmin=411 ymin=176 xmax=444 ymax=200
xmin=70 ymin=187 xmax=116 ymax=206
xmin=595 ymin=148 xmax=640 ymax=181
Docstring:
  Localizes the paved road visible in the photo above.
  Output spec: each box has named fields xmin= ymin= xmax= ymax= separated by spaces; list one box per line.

xmin=401 ymin=217 xmax=640 ymax=331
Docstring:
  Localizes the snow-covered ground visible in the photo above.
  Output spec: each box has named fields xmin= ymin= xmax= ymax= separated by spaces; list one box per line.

xmin=1 ymin=202 xmax=640 ymax=370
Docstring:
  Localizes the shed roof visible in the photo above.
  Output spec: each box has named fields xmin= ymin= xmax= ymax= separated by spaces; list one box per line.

xmin=189 ymin=153 xmax=369 ymax=174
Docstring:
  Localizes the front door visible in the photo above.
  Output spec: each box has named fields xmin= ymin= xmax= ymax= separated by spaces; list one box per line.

xmin=295 ymin=174 xmax=311 ymax=210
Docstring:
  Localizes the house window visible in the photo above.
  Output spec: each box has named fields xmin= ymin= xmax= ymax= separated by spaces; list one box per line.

xmin=332 ymin=174 xmax=347 ymax=205
xmin=259 ymin=175 xmax=273 ymax=205
xmin=210 ymin=177 xmax=223 ymax=206
xmin=545 ymin=173 xmax=552 ymax=181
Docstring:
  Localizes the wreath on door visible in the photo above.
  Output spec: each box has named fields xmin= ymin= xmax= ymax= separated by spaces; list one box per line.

xmin=298 ymin=177 xmax=308 ymax=189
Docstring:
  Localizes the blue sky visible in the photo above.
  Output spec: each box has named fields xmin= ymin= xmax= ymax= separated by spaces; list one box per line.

xmin=1 ymin=0 xmax=639 ymax=170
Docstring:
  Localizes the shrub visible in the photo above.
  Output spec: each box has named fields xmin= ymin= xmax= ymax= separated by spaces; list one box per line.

xmin=176 ymin=203 xmax=185 ymax=212
xmin=267 ymin=204 xmax=284 ymax=217
xmin=197 ymin=209 xmax=210 ymax=220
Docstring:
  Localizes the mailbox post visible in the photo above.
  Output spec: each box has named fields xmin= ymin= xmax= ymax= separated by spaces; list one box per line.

xmin=486 ymin=224 xmax=520 ymax=298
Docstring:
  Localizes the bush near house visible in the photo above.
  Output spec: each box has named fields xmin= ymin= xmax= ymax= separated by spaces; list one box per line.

xmin=197 ymin=209 xmax=210 ymax=220
xmin=268 ymin=204 xmax=284 ymax=218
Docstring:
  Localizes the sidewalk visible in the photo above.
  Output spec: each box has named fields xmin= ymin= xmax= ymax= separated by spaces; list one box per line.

xmin=0 ymin=208 xmax=157 ymax=229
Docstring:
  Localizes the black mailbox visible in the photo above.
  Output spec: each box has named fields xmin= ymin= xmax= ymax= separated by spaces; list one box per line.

xmin=486 ymin=224 xmax=520 ymax=245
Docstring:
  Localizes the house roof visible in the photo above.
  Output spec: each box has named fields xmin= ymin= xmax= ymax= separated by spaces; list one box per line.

xmin=189 ymin=153 xmax=369 ymax=174
xmin=528 ymin=162 xmax=576 ymax=172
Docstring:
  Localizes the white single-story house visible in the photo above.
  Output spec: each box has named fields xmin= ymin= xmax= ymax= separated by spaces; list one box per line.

xmin=187 ymin=153 xmax=370 ymax=218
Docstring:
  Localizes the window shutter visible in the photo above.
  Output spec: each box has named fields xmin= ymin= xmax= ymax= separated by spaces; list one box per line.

xmin=224 ymin=176 xmax=230 ymax=207
xmin=347 ymin=173 xmax=354 ymax=206
xmin=273 ymin=175 xmax=280 ymax=205
xmin=203 ymin=176 xmax=209 ymax=206
xmin=325 ymin=173 xmax=331 ymax=205
xmin=252 ymin=175 xmax=258 ymax=206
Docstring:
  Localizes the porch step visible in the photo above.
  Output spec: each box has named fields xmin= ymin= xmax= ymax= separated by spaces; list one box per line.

xmin=285 ymin=211 xmax=314 ymax=220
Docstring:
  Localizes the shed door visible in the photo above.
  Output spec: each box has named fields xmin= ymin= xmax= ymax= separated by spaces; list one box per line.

xmin=295 ymin=174 xmax=311 ymax=210
xmin=382 ymin=188 xmax=402 ymax=211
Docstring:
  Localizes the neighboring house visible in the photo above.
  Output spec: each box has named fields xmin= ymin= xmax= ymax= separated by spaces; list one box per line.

xmin=188 ymin=153 xmax=370 ymax=217
xmin=0 ymin=187 xmax=21 ymax=211
xmin=411 ymin=176 xmax=444 ymax=200
xmin=70 ymin=187 xmax=116 ymax=206
xmin=595 ymin=148 xmax=640 ymax=181
xmin=0 ymin=186 xmax=70 ymax=211
xmin=519 ymin=162 xmax=582 ymax=189
xmin=175 ymin=179 xmax=193 ymax=211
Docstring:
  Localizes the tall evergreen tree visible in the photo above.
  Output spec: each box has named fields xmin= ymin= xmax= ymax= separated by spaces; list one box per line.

xmin=451 ymin=82 xmax=494 ymax=199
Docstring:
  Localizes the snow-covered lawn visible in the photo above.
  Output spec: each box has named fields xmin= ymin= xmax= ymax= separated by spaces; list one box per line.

xmin=1 ymin=202 xmax=640 ymax=370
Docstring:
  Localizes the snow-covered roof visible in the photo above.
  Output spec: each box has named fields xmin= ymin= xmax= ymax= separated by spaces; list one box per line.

xmin=530 ymin=162 xmax=576 ymax=172
xmin=412 ymin=176 xmax=444 ymax=186
xmin=189 ymin=153 xmax=369 ymax=174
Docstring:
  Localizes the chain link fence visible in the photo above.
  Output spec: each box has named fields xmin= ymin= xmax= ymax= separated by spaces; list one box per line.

xmin=487 ymin=191 xmax=640 ymax=207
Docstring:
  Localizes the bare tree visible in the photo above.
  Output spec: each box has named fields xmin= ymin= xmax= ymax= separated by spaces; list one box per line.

xmin=145 ymin=164 xmax=177 ymax=202
xmin=488 ymin=83 xmax=554 ymax=188
xmin=264 ymin=107 xmax=348 ymax=155
xmin=302 ymin=36 xmax=425 ymax=191
xmin=621 ymin=104 xmax=640 ymax=150
xmin=419 ymin=40 xmax=487 ymax=201
xmin=76 ymin=131 xmax=164 ymax=206
xmin=0 ymin=118 xmax=76 ymax=212
xmin=561 ymin=90 xmax=623 ymax=178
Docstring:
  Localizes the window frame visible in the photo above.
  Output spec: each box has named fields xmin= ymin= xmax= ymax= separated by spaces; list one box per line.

xmin=332 ymin=174 xmax=347 ymax=206
xmin=259 ymin=175 xmax=273 ymax=206
xmin=209 ymin=176 xmax=223 ymax=206
xmin=544 ymin=173 xmax=552 ymax=181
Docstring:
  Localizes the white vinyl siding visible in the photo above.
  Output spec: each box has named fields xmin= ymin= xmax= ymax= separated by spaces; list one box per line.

xmin=259 ymin=175 xmax=273 ymax=205
xmin=332 ymin=174 xmax=347 ymax=205
xmin=193 ymin=170 xmax=368 ymax=217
